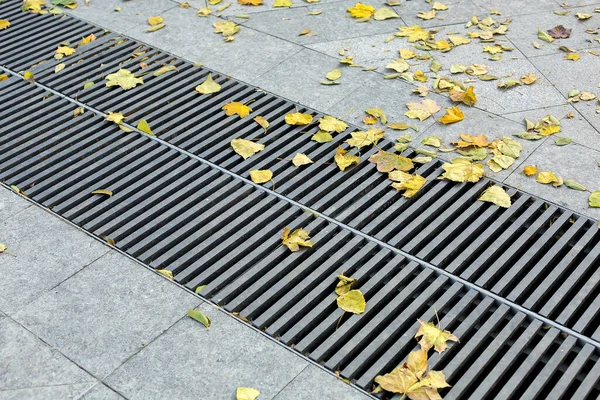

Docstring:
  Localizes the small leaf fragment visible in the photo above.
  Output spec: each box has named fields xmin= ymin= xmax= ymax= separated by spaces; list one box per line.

xmin=91 ymin=189 xmax=113 ymax=197
xmin=524 ymin=165 xmax=538 ymax=176
xmin=249 ymin=169 xmax=273 ymax=183
xmin=285 ymin=112 xmax=313 ymax=125
xmin=236 ymin=387 xmax=260 ymax=400
xmin=153 ymin=65 xmax=177 ymax=76
xmin=137 ymin=119 xmax=153 ymax=135
xmin=555 ymin=137 xmax=572 ymax=146
xmin=156 ymin=269 xmax=173 ymax=280
xmin=254 ymin=116 xmax=269 ymax=132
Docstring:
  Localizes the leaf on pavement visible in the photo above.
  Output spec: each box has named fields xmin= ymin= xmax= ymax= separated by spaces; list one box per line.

xmin=536 ymin=171 xmax=560 ymax=184
xmin=236 ymin=388 xmax=260 ymax=400
xmin=187 ymin=309 xmax=211 ymax=328
xmin=405 ymin=99 xmax=441 ymax=121
xmin=439 ymin=106 xmax=464 ymax=124
xmin=449 ymin=86 xmax=477 ymax=106
xmin=347 ymin=3 xmax=375 ymax=19
xmin=523 ymin=165 xmax=538 ymax=176
xmin=441 ymin=158 xmax=485 ymax=182
xmin=373 ymin=7 xmax=399 ymax=20
xmin=589 ymin=191 xmax=600 ymax=207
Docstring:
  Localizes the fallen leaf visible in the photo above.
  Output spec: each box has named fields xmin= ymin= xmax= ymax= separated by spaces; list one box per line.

xmin=273 ymin=0 xmax=292 ymax=7
xmin=439 ymin=106 xmax=464 ymax=124
xmin=197 ymin=6 xmax=211 ymax=16
xmin=105 ymin=69 xmax=143 ymax=90
xmin=555 ymin=137 xmax=572 ymax=146
xmin=319 ymin=115 xmax=348 ymax=132
xmin=421 ymin=136 xmax=441 ymax=147
xmin=389 ymin=171 xmax=426 ymax=197
xmin=0 ymin=20 xmax=10 ymax=30
xmin=449 ymin=86 xmax=477 ymax=106
xmin=231 ymin=138 xmax=265 ymax=159
xmin=223 ymin=102 xmax=252 ymax=118
xmin=432 ymin=1 xmax=448 ymax=10
xmin=0 ymin=243 xmax=6 ymax=253
xmin=548 ymin=24 xmax=572 ymax=39
xmin=590 ymin=191 xmax=600 ymax=207
xmin=148 ymin=16 xmax=164 ymax=25
xmin=195 ymin=73 xmax=221 ymax=94
xmin=417 ymin=10 xmax=436 ymax=20
xmin=497 ymin=79 xmax=521 ymax=89
xmin=153 ymin=65 xmax=177 ymax=76
xmin=239 ymin=0 xmax=262 ymax=5
xmin=565 ymin=53 xmax=580 ymax=61
xmin=487 ymin=154 xmax=515 ymax=172
xmin=497 ymin=136 xmax=522 ymax=158
xmin=478 ymin=185 xmax=511 ymax=208
xmin=448 ymin=35 xmax=471 ymax=46
xmin=236 ymin=388 xmax=260 ymax=400
xmin=156 ymin=269 xmax=173 ymax=279
xmin=83 ymin=81 xmax=94 ymax=89
xmin=386 ymin=58 xmax=410 ymax=73
xmin=254 ymin=116 xmax=269 ymax=132
xmin=337 ymin=289 xmax=366 ymax=314
xmin=400 ymin=49 xmax=416 ymax=59
xmin=416 ymin=319 xmax=459 ymax=353
xmin=369 ymin=150 xmax=414 ymax=172
xmin=214 ymin=21 xmax=240 ymax=38
xmin=564 ymin=179 xmax=587 ymax=191
xmin=55 ymin=45 xmax=75 ymax=57
xmin=285 ymin=112 xmax=313 ymax=125
xmin=575 ymin=12 xmax=592 ymax=20
xmin=312 ymin=130 xmax=333 ymax=142
xmin=249 ymin=169 xmax=273 ymax=183
xmin=335 ymin=273 xmax=357 ymax=295
xmin=147 ymin=24 xmax=165 ymax=32
xmin=292 ymin=153 xmax=313 ymax=166
xmin=91 ymin=189 xmax=113 ymax=197
xmin=388 ymin=122 xmax=410 ymax=130
xmin=54 ymin=63 xmax=65 ymax=73
xmin=520 ymin=73 xmax=538 ymax=85
xmin=346 ymin=128 xmax=385 ymax=148
xmin=523 ymin=165 xmax=538 ymax=176
xmin=538 ymin=28 xmax=554 ymax=43
xmin=536 ymin=171 xmax=560 ymax=184
xmin=334 ymin=147 xmax=360 ymax=170
xmin=373 ymin=7 xmax=399 ymax=20
xmin=441 ymin=158 xmax=485 ymax=182
xmin=365 ymin=108 xmax=388 ymax=124
xmin=405 ymin=99 xmax=441 ymax=121
xmin=106 ymin=112 xmax=125 ymax=125
xmin=137 ymin=119 xmax=153 ymax=135
xmin=187 ymin=309 xmax=211 ymax=328
xmin=347 ymin=3 xmax=375 ymax=19
xmin=281 ymin=227 xmax=313 ymax=251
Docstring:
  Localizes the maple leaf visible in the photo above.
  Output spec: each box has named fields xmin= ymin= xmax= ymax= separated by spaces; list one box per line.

xmin=285 ymin=112 xmax=313 ymax=125
xmin=478 ymin=185 xmax=511 ymax=208
xmin=106 ymin=112 xmax=125 ymax=125
xmin=223 ymin=102 xmax=252 ymax=118
xmin=405 ymin=99 xmax=441 ymax=121
xmin=449 ymin=86 xmax=477 ymax=106
xmin=520 ymin=73 xmax=538 ymax=85
xmin=389 ymin=171 xmax=427 ymax=198
xmin=335 ymin=273 xmax=357 ymax=295
xmin=79 ymin=33 xmax=96 ymax=46
xmin=334 ymin=147 xmax=360 ymax=171
xmin=55 ymin=45 xmax=75 ymax=57
xmin=318 ymin=115 xmax=348 ymax=132
xmin=214 ymin=21 xmax=240 ymax=39
xmin=441 ymin=158 xmax=485 ymax=183
xmin=231 ymin=138 xmax=265 ymax=159
xmin=249 ymin=169 xmax=273 ymax=183
xmin=195 ymin=73 xmax=221 ymax=94
xmin=337 ymin=289 xmax=366 ymax=314
xmin=0 ymin=20 xmax=10 ymax=30
xmin=416 ymin=319 xmax=459 ymax=353
xmin=453 ymin=133 xmax=490 ymax=148
xmin=369 ymin=150 xmax=413 ymax=172
xmin=397 ymin=25 xmax=430 ymax=42
xmin=345 ymin=128 xmax=385 ymax=148
xmin=417 ymin=10 xmax=436 ymax=20
xmin=281 ymin=227 xmax=313 ymax=252
xmin=292 ymin=153 xmax=313 ymax=166
xmin=347 ymin=3 xmax=375 ymax=19
xmin=439 ymin=107 xmax=464 ymax=125
xmin=105 ymin=69 xmax=143 ymax=90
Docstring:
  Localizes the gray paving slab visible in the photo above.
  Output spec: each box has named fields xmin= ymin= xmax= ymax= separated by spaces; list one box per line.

xmin=471 ymin=0 xmax=561 ymax=17
xmin=397 ymin=0 xmax=482 ymax=29
xmin=0 ymin=186 xmax=30 ymax=224
xmin=324 ymin=72 xmax=438 ymax=135
xmin=506 ymin=6 xmax=600 ymax=58
xmin=0 ymin=207 xmax=109 ymax=315
xmin=12 ymin=251 xmax=201 ymax=379
xmin=174 ymin=0 xmax=309 ymax=18
xmin=121 ymin=7 xmax=304 ymax=82
xmin=273 ymin=365 xmax=372 ymax=400
xmin=529 ymin=51 xmax=600 ymax=131
xmin=502 ymin=104 xmax=600 ymax=152
xmin=252 ymin=47 xmax=370 ymax=110
xmin=0 ymin=318 xmax=97 ymax=398
xmin=504 ymin=141 xmax=600 ymax=220
xmin=105 ymin=302 xmax=311 ymax=400
xmin=80 ymin=383 xmax=126 ymax=400
xmin=68 ymin=0 xmax=178 ymax=33
xmin=241 ymin=0 xmax=403 ymax=44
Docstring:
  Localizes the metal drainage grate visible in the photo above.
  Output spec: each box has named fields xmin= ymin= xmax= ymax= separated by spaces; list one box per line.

xmin=1 ymin=3 xmax=600 ymax=398
xmin=2 ymin=6 xmax=600 ymax=343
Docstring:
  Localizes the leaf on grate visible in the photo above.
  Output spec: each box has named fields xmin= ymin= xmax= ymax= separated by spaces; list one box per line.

xmin=137 ymin=119 xmax=153 ymax=135
xmin=334 ymin=147 xmax=360 ymax=171
xmin=91 ymin=189 xmax=113 ymax=197
xmin=249 ymin=169 xmax=273 ymax=183
xmin=156 ymin=269 xmax=173 ymax=280
xmin=337 ymin=289 xmax=366 ymax=314
xmin=231 ymin=138 xmax=265 ymax=159
xmin=478 ymin=185 xmax=511 ymax=208
xmin=285 ymin=112 xmax=313 ymax=125
xmin=195 ymin=73 xmax=221 ymax=94
xmin=106 ymin=112 xmax=125 ymax=125
xmin=105 ymin=69 xmax=143 ymax=90
xmin=416 ymin=319 xmax=459 ymax=353
xmin=345 ymin=128 xmax=385 ymax=149
xmin=335 ymin=273 xmax=357 ymax=295
xmin=223 ymin=102 xmax=252 ymax=118
xmin=292 ymin=153 xmax=313 ymax=166
xmin=441 ymin=158 xmax=485 ymax=183
xmin=254 ymin=116 xmax=269 ymax=133
xmin=369 ymin=150 xmax=413 ymax=173
xmin=389 ymin=171 xmax=427 ymax=198
xmin=281 ymin=227 xmax=313 ymax=252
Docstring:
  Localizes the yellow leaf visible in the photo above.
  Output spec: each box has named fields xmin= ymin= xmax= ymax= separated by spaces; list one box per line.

xmin=346 ymin=128 xmax=385 ymax=148
xmin=365 ymin=108 xmax=388 ymax=124
xmin=156 ymin=269 xmax=173 ymax=280
xmin=441 ymin=158 xmax=485 ymax=182
xmin=388 ymin=122 xmax=410 ymax=130
xmin=449 ymin=86 xmax=477 ymax=106
xmin=281 ymin=227 xmax=313 ymax=252
xmin=434 ymin=39 xmax=451 ymax=51
xmin=83 ymin=81 xmax=94 ymax=89
xmin=249 ymin=169 xmax=273 ymax=183
xmin=214 ymin=21 xmax=240 ymax=37
xmin=347 ymin=3 xmax=374 ymax=19
xmin=335 ymin=273 xmax=356 ymax=295
xmin=405 ymin=99 xmax=441 ymax=121
xmin=589 ymin=191 xmax=600 ymax=207
xmin=223 ymin=102 xmax=252 ymax=118
xmin=520 ymin=73 xmax=537 ymax=85
xmin=22 ymin=0 xmax=46 ymax=13
xmin=325 ymin=68 xmax=342 ymax=81
xmin=389 ymin=171 xmax=426 ymax=198
xmin=55 ymin=46 xmax=75 ymax=56
xmin=0 ymin=74 xmax=8 ymax=81
xmin=312 ymin=130 xmax=333 ymax=142
xmin=478 ymin=185 xmax=511 ymax=208
xmin=195 ymin=73 xmax=221 ymax=94
xmin=318 ymin=115 xmax=348 ymax=132
xmin=285 ymin=112 xmax=313 ymax=125
xmin=153 ymin=65 xmax=177 ymax=76
xmin=292 ymin=153 xmax=313 ymax=166
xmin=448 ymin=35 xmax=470 ymax=46
xmin=337 ymin=289 xmax=366 ymax=314
xmin=197 ymin=6 xmax=211 ymax=16
xmin=334 ymin=147 xmax=360 ymax=171
xmin=91 ymin=189 xmax=113 ymax=197
xmin=439 ymin=106 xmax=464 ymax=124
xmin=523 ymin=165 xmax=538 ymax=176
xmin=54 ymin=63 xmax=65 ymax=73
xmin=0 ymin=20 xmax=10 ymax=30
xmin=273 ymin=0 xmax=292 ymax=6
xmin=397 ymin=25 xmax=430 ymax=42
xmin=373 ymin=7 xmax=399 ymax=20
xmin=536 ymin=171 xmax=560 ymax=184
xmin=399 ymin=49 xmax=416 ymax=59
xmin=106 ymin=112 xmax=125 ymax=125
xmin=369 ymin=150 xmax=413 ymax=172
xmin=137 ymin=119 xmax=153 ymax=135
xmin=73 ymin=107 xmax=85 ymax=117
xmin=187 ymin=309 xmax=211 ymax=328
xmin=236 ymin=388 xmax=260 ymax=400
xmin=432 ymin=1 xmax=448 ymax=10
xmin=148 ymin=16 xmax=164 ymax=25
xmin=415 ymin=319 xmax=459 ymax=353
xmin=363 ymin=115 xmax=378 ymax=125
xmin=565 ymin=53 xmax=580 ymax=61
xmin=105 ymin=69 xmax=143 ymax=90
xmin=386 ymin=58 xmax=410 ymax=73
xmin=147 ymin=23 xmax=166 ymax=32
xmin=231 ymin=138 xmax=265 ymax=159
xmin=417 ymin=10 xmax=436 ymax=20
xmin=79 ymin=33 xmax=97 ymax=46
xmin=254 ymin=116 xmax=269 ymax=132
xmin=239 ymin=0 xmax=263 ymax=5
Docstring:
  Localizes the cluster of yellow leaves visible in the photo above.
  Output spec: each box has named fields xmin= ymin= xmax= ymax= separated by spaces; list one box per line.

xmin=21 ymin=0 xmax=47 ymax=13
xmin=147 ymin=16 xmax=165 ymax=32
xmin=441 ymin=158 xmax=485 ymax=183
xmin=54 ymin=45 xmax=75 ymax=60
xmin=281 ymin=227 xmax=313 ymax=252
xmin=214 ymin=21 xmax=240 ymax=41
xmin=389 ymin=171 xmax=427 ymax=198
xmin=335 ymin=273 xmax=366 ymax=314
xmin=374 ymin=320 xmax=457 ymax=398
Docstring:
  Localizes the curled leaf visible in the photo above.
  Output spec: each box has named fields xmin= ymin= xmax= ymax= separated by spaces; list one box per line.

xmin=91 ymin=189 xmax=113 ymax=197
xmin=187 ymin=309 xmax=211 ymax=328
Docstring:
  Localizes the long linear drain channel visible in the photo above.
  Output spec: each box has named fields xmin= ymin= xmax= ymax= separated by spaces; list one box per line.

xmin=1 ymin=2 xmax=600 ymax=398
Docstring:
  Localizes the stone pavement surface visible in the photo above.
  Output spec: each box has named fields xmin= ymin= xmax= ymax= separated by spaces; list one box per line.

xmin=67 ymin=0 xmax=600 ymax=222
xmin=0 ymin=187 xmax=371 ymax=399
